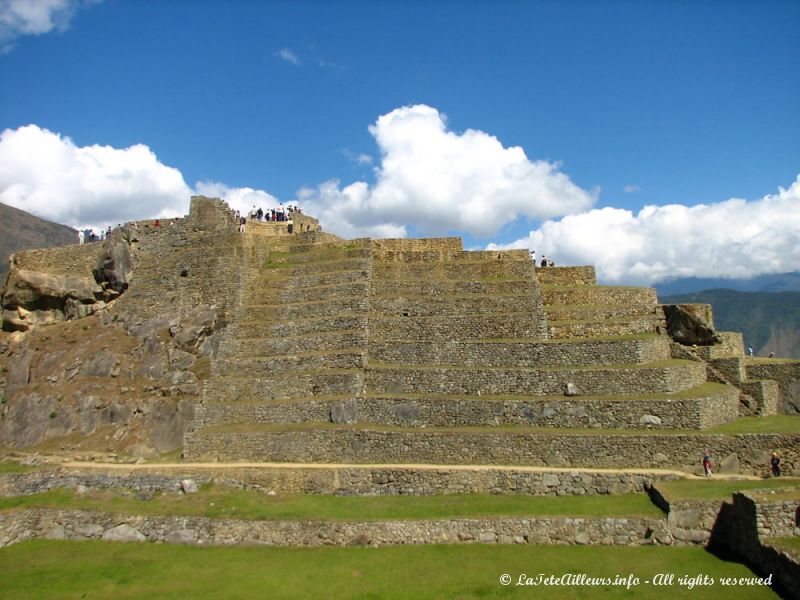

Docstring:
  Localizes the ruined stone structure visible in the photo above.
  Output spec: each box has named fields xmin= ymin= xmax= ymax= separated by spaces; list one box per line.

xmin=2 ymin=196 xmax=798 ymax=471
xmin=1 ymin=197 xmax=798 ymax=589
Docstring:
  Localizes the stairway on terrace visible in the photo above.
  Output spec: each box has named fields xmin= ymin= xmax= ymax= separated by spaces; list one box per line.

xmin=182 ymin=234 xmax=770 ymax=473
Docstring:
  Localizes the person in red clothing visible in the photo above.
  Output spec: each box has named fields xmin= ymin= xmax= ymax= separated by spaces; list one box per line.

xmin=702 ymin=450 xmax=713 ymax=477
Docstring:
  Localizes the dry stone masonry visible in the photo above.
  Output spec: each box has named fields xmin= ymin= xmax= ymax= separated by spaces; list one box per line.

xmin=1 ymin=197 xmax=798 ymax=587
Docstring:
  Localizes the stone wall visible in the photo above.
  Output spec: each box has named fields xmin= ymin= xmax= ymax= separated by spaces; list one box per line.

xmin=0 ymin=508 xmax=668 ymax=548
xmin=111 ymin=205 xmax=241 ymax=322
xmin=646 ymin=484 xmax=724 ymax=545
xmin=0 ymin=467 xmax=675 ymax=498
xmin=746 ymin=361 xmax=800 ymax=415
xmin=547 ymin=317 xmax=663 ymax=340
xmin=536 ymin=266 xmax=596 ymax=286
xmin=372 ymin=259 xmax=535 ymax=281
xmin=740 ymin=379 xmax=780 ymax=416
xmin=749 ymin=492 xmax=800 ymax=538
xmin=184 ymin=428 xmax=800 ymax=475
xmin=367 ymin=337 xmax=670 ymax=368
xmin=650 ymin=481 xmax=800 ymax=592
xmin=694 ymin=332 xmax=745 ymax=359
xmin=197 ymin=385 xmax=739 ymax=430
xmin=709 ymin=492 xmax=800 ymax=600
xmin=365 ymin=361 xmax=707 ymax=397
xmin=371 ymin=237 xmax=463 ymax=258
xmin=10 ymin=243 xmax=100 ymax=279
xmin=369 ymin=314 xmax=544 ymax=342
xmin=541 ymin=286 xmax=658 ymax=306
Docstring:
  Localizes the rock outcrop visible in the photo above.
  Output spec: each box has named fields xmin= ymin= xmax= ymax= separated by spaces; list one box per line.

xmin=1 ymin=268 xmax=105 ymax=332
xmin=92 ymin=227 xmax=134 ymax=297
xmin=0 ymin=304 xmax=225 ymax=455
xmin=662 ymin=303 xmax=721 ymax=345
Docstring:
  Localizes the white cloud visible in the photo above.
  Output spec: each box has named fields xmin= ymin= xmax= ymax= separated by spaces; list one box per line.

xmin=276 ymin=47 xmax=300 ymax=65
xmin=0 ymin=0 xmax=99 ymax=52
xmin=195 ymin=180 xmax=280 ymax=216
xmin=341 ymin=148 xmax=373 ymax=166
xmin=489 ymin=176 xmax=800 ymax=285
xmin=623 ymin=184 xmax=641 ymax=193
xmin=0 ymin=124 xmax=191 ymax=232
xmin=301 ymin=104 xmax=597 ymax=238
xmin=297 ymin=180 xmax=408 ymax=239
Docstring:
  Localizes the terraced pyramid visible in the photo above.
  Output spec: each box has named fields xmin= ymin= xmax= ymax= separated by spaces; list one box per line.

xmin=184 ymin=219 xmax=792 ymax=472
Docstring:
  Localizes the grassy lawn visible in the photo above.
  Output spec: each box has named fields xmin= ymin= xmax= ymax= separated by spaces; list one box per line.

xmin=656 ymin=477 xmax=800 ymax=500
xmin=750 ymin=488 xmax=800 ymax=502
xmin=0 ymin=541 xmax=779 ymax=599
xmin=0 ymin=462 xmax=37 ymax=474
xmin=0 ymin=488 xmax=663 ymax=520
xmin=706 ymin=415 xmax=800 ymax=435
xmin=765 ymin=537 xmax=800 ymax=560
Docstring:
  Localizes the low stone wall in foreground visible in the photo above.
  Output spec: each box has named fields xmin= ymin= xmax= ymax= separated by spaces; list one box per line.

xmin=0 ymin=508 xmax=668 ymax=548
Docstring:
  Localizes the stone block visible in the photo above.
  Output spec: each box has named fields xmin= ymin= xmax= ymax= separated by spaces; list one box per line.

xmin=102 ymin=524 xmax=146 ymax=543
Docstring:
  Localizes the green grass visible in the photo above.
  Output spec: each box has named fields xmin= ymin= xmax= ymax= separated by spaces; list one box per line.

xmin=765 ymin=537 xmax=800 ymax=560
xmin=0 ymin=461 xmax=37 ymax=474
xmin=656 ymin=477 xmax=800 ymax=500
xmin=0 ymin=487 xmax=663 ymax=520
xmin=751 ymin=489 xmax=800 ymax=502
xmin=706 ymin=415 xmax=800 ymax=435
xmin=0 ymin=541 xmax=778 ymax=599
xmin=262 ymin=259 xmax=291 ymax=269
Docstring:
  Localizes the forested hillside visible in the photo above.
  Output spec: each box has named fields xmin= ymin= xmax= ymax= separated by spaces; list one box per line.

xmin=660 ymin=289 xmax=800 ymax=359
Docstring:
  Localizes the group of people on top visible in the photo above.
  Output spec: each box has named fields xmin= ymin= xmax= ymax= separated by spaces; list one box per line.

xmin=242 ymin=204 xmax=302 ymax=223
xmin=529 ymin=250 xmax=555 ymax=267
xmin=78 ymin=218 xmax=178 ymax=244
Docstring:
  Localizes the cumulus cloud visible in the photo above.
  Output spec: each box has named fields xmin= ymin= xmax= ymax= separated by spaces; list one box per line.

xmin=0 ymin=0 xmax=99 ymax=52
xmin=195 ymin=180 xmax=279 ymax=216
xmin=0 ymin=124 xmax=191 ymax=231
xmin=489 ymin=176 xmax=800 ymax=285
xmin=276 ymin=47 xmax=300 ymax=65
xmin=301 ymin=104 xmax=597 ymax=238
xmin=297 ymin=180 xmax=408 ymax=239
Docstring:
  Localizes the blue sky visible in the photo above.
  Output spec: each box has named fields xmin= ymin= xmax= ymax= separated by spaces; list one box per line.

xmin=1 ymin=0 xmax=799 ymax=284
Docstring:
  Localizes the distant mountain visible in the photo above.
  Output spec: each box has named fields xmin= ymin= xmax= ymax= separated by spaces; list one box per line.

xmin=659 ymin=288 xmax=800 ymax=359
xmin=0 ymin=202 xmax=77 ymax=285
xmin=655 ymin=272 xmax=800 ymax=295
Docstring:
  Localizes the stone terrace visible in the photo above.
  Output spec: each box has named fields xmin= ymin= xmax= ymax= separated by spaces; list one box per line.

xmin=184 ymin=209 xmax=772 ymax=471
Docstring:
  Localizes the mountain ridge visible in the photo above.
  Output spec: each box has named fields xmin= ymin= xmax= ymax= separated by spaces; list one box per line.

xmin=659 ymin=288 xmax=800 ymax=359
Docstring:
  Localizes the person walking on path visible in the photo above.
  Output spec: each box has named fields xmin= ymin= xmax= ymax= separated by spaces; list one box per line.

xmin=702 ymin=450 xmax=713 ymax=477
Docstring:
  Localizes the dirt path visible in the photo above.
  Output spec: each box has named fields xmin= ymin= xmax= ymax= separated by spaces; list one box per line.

xmin=61 ymin=460 xmax=764 ymax=480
